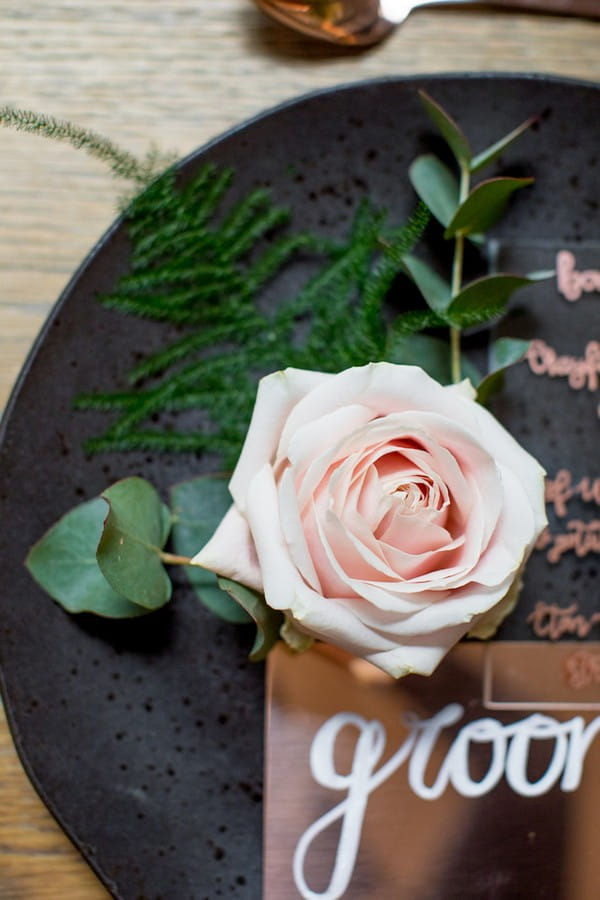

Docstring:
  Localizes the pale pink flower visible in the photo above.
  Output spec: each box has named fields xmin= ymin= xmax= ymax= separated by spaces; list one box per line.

xmin=193 ymin=364 xmax=546 ymax=677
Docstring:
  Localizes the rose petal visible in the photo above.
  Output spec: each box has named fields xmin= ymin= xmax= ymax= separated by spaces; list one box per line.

xmin=364 ymin=622 xmax=470 ymax=677
xmin=278 ymin=467 xmax=322 ymax=593
xmin=191 ymin=505 xmax=263 ymax=594
xmin=230 ymin=368 xmax=331 ymax=510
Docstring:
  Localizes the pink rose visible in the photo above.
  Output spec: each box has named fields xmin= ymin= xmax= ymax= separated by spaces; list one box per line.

xmin=193 ymin=363 xmax=546 ymax=677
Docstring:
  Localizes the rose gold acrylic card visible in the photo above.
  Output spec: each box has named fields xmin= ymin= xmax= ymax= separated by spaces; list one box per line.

xmin=264 ymin=642 xmax=600 ymax=900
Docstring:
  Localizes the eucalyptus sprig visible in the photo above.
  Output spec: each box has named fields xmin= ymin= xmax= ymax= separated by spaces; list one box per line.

xmin=404 ymin=90 xmax=549 ymax=388
xmin=25 ymin=475 xmax=283 ymax=659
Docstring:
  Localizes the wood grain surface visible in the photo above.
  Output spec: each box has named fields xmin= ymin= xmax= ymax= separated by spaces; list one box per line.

xmin=1 ymin=1 xmax=598 ymax=896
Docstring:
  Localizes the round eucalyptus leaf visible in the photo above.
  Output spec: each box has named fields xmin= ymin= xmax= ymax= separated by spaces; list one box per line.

xmin=409 ymin=154 xmax=459 ymax=229
xmin=170 ymin=476 xmax=251 ymax=624
xmin=98 ymin=477 xmax=172 ymax=610
xmin=25 ymin=498 xmax=148 ymax=617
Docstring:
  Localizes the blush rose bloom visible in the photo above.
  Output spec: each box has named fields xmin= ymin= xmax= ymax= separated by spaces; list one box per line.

xmin=193 ymin=363 xmax=546 ymax=678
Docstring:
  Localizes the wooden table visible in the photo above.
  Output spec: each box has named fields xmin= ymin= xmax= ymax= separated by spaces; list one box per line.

xmin=0 ymin=2 xmax=598 ymax=896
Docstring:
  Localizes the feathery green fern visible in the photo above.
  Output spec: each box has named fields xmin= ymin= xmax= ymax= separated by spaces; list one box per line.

xmin=75 ymin=162 xmax=430 ymax=466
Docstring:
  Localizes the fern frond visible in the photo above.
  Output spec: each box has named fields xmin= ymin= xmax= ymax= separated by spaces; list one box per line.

xmin=77 ymin=160 xmax=435 ymax=463
xmin=392 ymin=309 xmax=447 ymax=336
xmin=127 ymin=317 xmax=265 ymax=384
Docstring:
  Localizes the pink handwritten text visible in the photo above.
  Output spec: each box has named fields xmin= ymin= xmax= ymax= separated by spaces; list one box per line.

xmin=564 ymin=649 xmax=600 ymax=690
xmin=526 ymin=339 xmax=600 ymax=391
xmin=528 ymin=601 xmax=600 ymax=640
xmin=557 ymin=250 xmax=600 ymax=302
xmin=545 ymin=469 xmax=600 ymax=518
xmin=536 ymin=520 xmax=600 ymax=563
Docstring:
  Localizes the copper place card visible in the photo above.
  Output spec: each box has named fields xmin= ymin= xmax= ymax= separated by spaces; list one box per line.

xmin=264 ymin=642 xmax=600 ymax=899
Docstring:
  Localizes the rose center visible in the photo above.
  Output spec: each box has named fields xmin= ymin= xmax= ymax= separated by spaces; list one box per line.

xmin=391 ymin=480 xmax=430 ymax=510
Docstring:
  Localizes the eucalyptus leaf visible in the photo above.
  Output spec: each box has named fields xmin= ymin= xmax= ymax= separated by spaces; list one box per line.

xmin=401 ymin=254 xmax=451 ymax=313
xmin=385 ymin=332 xmax=480 ymax=386
xmin=25 ymin=498 xmax=148 ymax=617
xmin=409 ymin=155 xmax=459 ymax=229
xmin=445 ymin=177 xmax=534 ymax=238
xmin=470 ymin=116 xmax=537 ymax=174
xmin=476 ymin=337 xmax=531 ymax=405
xmin=419 ymin=90 xmax=472 ymax=168
xmin=476 ymin=369 xmax=505 ymax=407
xmin=217 ymin=577 xmax=283 ymax=661
xmin=170 ymin=476 xmax=251 ymax=624
xmin=386 ymin=333 xmax=453 ymax=383
xmin=446 ymin=274 xmax=533 ymax=328
xmin=490 ymin=336 xmax=531 ymax=370
xmin=98 ymin=477 xmax=172 ymax=610
xmin=460 ymin=355 xmax=483 ymax=387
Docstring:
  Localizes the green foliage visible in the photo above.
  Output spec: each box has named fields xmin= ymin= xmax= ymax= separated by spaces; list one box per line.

xmin=0 ymin=107 xmax=171 ymax=185
xmin=469 ymin=116 xmax=538 ymax=174
xmin=418 ymin=91 xmax=472 ymax=168
xmin=445 ymin=274 xmax=533 ymax=327
xmin=444 ymin=177 xmax=534 ymax=238
xmin=170 ymin=476 xmax=251 ymax=624
xmin=217 ymin=577 xmax=283 ymax=662
xmin=409 ymin=155 xmax=459 ymax=229
xmin=75 ymin=168 xmax=430 ymax=466
xmin=418 ymin=89 xmax=537 ymax=176
xmin=25 ymin=496 xmax=156 ymax=618
xmin=477 ymin=337 xmax=531 ymax=404
xmin=25 ymin=472 xmax=282 ymax=661
xmin=386 ymin=333 xmax=479 ymax=384
xmin=26 ymin=478 xmax=174 ymax=617
xmin=399 ymin=254 xmax=451 ymax=314
xmin=397 ymin=90 xmax=547 ymax=385
xmin=97 ymin=478 xmax=173 ymax=610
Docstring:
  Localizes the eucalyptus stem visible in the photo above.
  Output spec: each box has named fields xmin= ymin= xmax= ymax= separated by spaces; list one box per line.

xmin=159 ymin=550 xmax=193 ymax=566
xmin=450 ymin=163 xmax=471 ymax=383
xmin=450 ymin=235 xmax=464 ymax=384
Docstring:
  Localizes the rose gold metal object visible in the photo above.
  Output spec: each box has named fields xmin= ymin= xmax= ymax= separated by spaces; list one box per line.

xmin=254 ymin=0 xmax=600 ymax=46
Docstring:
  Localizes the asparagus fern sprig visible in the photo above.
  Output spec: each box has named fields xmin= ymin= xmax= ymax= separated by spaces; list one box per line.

xmin=0 ymin=106 xmax=172 ymax=185
xmin=75 ymin=170 xmax=430 ymax=466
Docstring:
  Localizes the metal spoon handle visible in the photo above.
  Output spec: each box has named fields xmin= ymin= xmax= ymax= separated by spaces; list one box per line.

xmin=480 ymin=0 xmax=600 ymax=16
xmin=255 ymin=0 xmax=600 ymax=49
xmin=408 ymin=0 xmax=600 ymax=17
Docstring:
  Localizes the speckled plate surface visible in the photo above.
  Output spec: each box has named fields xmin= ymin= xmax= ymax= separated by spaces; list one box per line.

xmin=0 ymin=74 xmax=598 ymax=900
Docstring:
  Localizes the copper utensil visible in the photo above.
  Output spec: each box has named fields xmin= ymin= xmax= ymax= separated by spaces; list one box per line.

xmin=254 ymin=0 xmax=600 ymax=47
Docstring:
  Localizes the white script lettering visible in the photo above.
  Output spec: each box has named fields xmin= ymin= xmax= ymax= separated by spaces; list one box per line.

xmin=293 ymin=704 xmax=600 ymax=900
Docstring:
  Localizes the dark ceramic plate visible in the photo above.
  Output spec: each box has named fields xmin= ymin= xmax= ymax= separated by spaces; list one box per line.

xmin=0 ymin=74 xmax=598 ymax=900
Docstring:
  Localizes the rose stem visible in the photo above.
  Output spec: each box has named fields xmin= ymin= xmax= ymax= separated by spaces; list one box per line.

xmin=450 ymin=162 xmax=470 ymax=384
